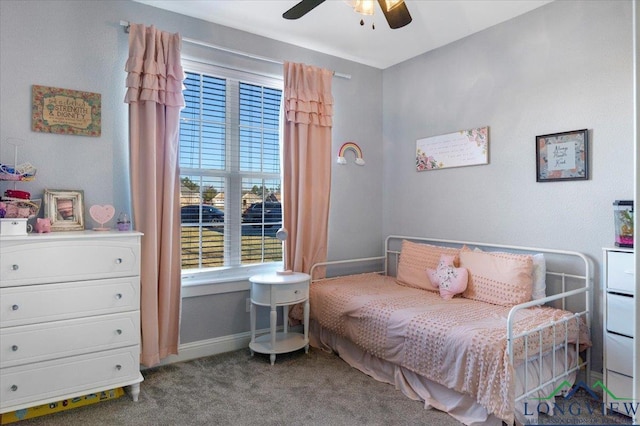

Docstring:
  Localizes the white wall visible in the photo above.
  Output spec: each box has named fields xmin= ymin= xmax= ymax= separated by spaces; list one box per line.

xmin=381 ymin=0 xmax=634 ymax=373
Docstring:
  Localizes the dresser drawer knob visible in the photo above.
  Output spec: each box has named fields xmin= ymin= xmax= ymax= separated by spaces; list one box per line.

xmin=115 ymin=293 xmax=123 ymax=300
xmin=11 ymin=345 xmax=18 ymax=352
xmin=294 ymin=290 xmax=300 ymax=294
xmin=115 ymin=364 xmax=122 ymax=371
xmin=11 ymin=264 xmax=19 ymax=271
xmin=115 ymin=258 xmax=123 ymax=264
xmin=10 ymin=385 xmax=18 ymax=392
xmin=116 ymin=329 xmax=123 ymax=335
xmin=11 ymin=304 xmax=19 ymax=311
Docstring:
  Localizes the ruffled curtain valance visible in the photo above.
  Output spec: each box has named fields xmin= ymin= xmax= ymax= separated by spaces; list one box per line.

xmin=283 ymin=62 xmax=333 ymax=127
xmin=124 ymin=23 xmax=185 ymax=107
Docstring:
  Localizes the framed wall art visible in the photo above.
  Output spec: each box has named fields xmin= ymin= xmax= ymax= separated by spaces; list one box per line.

xmin=536 ymin=129 xmax=588 ymax=182
xmin=416 ymin=126 xmax=489 ymax=171
xmin=32 ymin=85 xmax=101 ymax=137
xmin=44 ymin=189 xmax=85 ymax=231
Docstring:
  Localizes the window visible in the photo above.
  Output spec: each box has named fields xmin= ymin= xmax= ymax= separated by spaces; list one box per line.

xmin=179 ymin=62 xmax=283 ymax=282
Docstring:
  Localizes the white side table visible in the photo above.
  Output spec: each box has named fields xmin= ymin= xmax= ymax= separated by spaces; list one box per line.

xmin=249 ymin=272 xmax=310 ymax=365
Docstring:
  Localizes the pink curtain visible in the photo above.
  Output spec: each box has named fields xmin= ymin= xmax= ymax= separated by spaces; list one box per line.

xmin=282 ymin=62 xmax=333 ymax=277
xmin=124 ymin=23 xmax=184 ymax=367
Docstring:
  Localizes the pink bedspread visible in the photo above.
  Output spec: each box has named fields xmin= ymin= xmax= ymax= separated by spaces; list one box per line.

xmin=310 ymin=273 xmax=590 ymax=424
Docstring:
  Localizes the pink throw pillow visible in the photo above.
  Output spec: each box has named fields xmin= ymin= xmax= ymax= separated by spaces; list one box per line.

xmin=426 ymin=254 xmax=468 ymax=300
xmin=459 ymin=249 xmax=533 ymax=306
xmin=396 ymin=240 xmax=460 ymax=292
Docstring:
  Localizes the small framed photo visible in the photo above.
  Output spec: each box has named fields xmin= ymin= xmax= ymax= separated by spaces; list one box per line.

xmin=44 ymin=189 xmax=85 ymax=231
xmin=536 ymin=129 xmax=588 ymax=182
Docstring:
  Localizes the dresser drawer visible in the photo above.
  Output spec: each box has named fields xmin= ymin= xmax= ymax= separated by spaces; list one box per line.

xmin=1 ymin=312 xmax=140 ymax=368
xmin=251 ymin=281 xmax=309 ymax=306
xmin=606 ymin=251 xmax=635 ymax=294
xmin=0 ymin=346 xmax=140 ymax=410
xmin=606 ymin=293 xmax=634 ymax=337
xmin=0 ymin=239 xmax=140 ymax=287
xmin=0 ymin=278 xmax=140 ymax=327
xmin=604 ymin=370 xmax=633 ymax=416
xmin=605 ymin=332 xmax=633 ymax=376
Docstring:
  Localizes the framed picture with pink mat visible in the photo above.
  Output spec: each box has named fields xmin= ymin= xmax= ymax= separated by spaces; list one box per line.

xmin=44 ymin=189 xmax=84 ymax=231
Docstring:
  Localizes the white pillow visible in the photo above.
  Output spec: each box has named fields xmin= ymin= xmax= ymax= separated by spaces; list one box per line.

xmin=531 ymin=253 xmax=546 ymax=300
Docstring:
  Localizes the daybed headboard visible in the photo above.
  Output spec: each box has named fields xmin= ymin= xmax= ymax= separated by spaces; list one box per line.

xmin=312 ymin=235 xmax=592 ymax=315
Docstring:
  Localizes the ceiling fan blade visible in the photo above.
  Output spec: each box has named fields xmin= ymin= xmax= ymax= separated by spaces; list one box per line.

xmin=283 ymin=0 xmax=326 ymax=20
xmin=377 ymin=0 xmax=412 ymax=29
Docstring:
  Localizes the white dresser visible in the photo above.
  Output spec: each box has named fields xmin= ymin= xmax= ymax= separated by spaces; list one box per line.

xmin=602 ymin=247 xmax=634 ymax=415
xmin=0 ymin=231 xmax=143 ymax=414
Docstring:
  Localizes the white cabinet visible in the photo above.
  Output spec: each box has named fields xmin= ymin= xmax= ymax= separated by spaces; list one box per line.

xmin=0 ymin=231 xmax=143 ymax=414
xmin=603 ymin=248 xmax=634 ymax=416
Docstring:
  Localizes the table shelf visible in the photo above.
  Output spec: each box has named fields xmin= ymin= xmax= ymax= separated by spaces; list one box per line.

xmin=249 ymin=332 xmax=307 ymax=355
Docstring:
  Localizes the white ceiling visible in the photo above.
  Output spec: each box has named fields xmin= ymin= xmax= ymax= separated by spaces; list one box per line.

xmin=133 ymin=0 xmax=553 ymax=69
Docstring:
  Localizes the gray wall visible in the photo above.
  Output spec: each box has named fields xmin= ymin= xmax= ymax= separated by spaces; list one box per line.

xmin=381 ymin=0 xmax=633 ymax=373
xmin=0 ymin=0 xmax=633 ymax=374
xmin=0 ymin=1 xmax=383 ymax=342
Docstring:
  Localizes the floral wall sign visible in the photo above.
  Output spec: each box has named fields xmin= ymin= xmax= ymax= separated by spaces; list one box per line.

xmin=416 ymin=126 xmax=489 ymax=171
xmin=32 ymin=85 xmax=101 ymax=136
xmin=535 ymin=129 xmax=588 ymax=182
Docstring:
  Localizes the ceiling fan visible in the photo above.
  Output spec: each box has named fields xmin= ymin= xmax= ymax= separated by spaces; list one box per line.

xmin=283 ymin=0 xmax=412 ymax=29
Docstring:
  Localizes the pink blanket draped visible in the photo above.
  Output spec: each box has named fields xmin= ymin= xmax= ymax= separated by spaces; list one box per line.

xmin=309 ymin=273 xmax=590 ymax=424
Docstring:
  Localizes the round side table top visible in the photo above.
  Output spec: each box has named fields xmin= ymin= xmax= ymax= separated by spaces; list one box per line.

xmin=249 ymin=271 xmax=310 ymax=285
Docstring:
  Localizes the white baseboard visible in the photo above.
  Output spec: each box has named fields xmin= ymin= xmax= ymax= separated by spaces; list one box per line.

xmin=142 ymin=331 xmax=253 ymax=369
xmin=142 ymin=326 xmax=301 ymax=370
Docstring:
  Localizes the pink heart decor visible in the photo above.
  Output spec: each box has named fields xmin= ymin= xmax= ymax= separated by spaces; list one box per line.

xmin=89 ymin=204 xmax=115 ymax=230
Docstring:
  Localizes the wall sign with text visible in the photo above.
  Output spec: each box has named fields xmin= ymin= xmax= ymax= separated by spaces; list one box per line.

xmin=416 ymin=126 xmax=489 ymax=172
xmin=535 ymin=129 xmax=588 ymax=182
xmin=31 ymin=85 xmax=101 ymax=137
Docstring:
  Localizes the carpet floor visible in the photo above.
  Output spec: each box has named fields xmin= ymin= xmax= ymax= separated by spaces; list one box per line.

xmin=5 ymin=348 xmax=634 ymax=426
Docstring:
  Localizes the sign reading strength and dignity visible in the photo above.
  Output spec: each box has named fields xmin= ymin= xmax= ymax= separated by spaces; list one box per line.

xmin=416 ymin=126 xmax=489 ymax=171
xmin=32 ymin=85 xmax=101 ymax=136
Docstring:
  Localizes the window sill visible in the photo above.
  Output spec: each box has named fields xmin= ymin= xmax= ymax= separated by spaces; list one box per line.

xmin=181 ymin=263 xmax=283 ymax=298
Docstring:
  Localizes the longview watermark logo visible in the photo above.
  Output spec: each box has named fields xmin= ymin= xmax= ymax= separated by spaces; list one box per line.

xmin=523 ymin=380 xmax=637 ymax=424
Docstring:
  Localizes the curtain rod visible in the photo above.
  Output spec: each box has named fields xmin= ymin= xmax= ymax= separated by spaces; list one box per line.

xmin=120 ymin=21 xmax=352 ymax=80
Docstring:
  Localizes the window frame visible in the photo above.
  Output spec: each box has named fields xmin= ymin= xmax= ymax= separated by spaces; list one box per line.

xmin=180 ymin=59 xmax=284 ymax=292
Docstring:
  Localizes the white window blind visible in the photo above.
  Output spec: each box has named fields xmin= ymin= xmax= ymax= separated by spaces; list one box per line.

xmin=179 ymin=62 xmax=283 ymax=279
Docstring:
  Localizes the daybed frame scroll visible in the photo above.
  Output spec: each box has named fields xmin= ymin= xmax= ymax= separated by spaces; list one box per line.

xmin=310 ymin=235 xmax=593 ymax=413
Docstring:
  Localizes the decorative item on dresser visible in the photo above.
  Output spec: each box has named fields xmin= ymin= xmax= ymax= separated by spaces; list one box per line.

xmin=43 ymin=189 xmax=85 ymax=231
xmin=249 ymin=272 xmax=310 ymax=365
xmin=89 ymin=204 xmax=116 ymax=231
xmin=602 ymin=247 xmax=635 ymax=416
xmin=0 ymin=230 xmax=143 ymax=415
xmin=0 ymin=142 xmax=41 ymax=230
xmin=613 ymin=200 xmax=634 ymax=248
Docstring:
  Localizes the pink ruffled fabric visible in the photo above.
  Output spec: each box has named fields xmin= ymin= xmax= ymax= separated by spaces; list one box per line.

xmin=124 ymin=23 xmax=185 ymax=107
xmin=283 ymin=62 xmax=333 ymax=127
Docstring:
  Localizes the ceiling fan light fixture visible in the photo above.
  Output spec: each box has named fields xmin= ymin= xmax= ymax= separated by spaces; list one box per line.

xmin=384 ymin=0 xmax=403 ymax=12
xmin=352 ymin=0 xmax=375 ymax=16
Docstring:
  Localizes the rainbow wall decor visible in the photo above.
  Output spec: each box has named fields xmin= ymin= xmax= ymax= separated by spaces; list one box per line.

xmin=337 ymin=142 xmax=365 ymax=166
